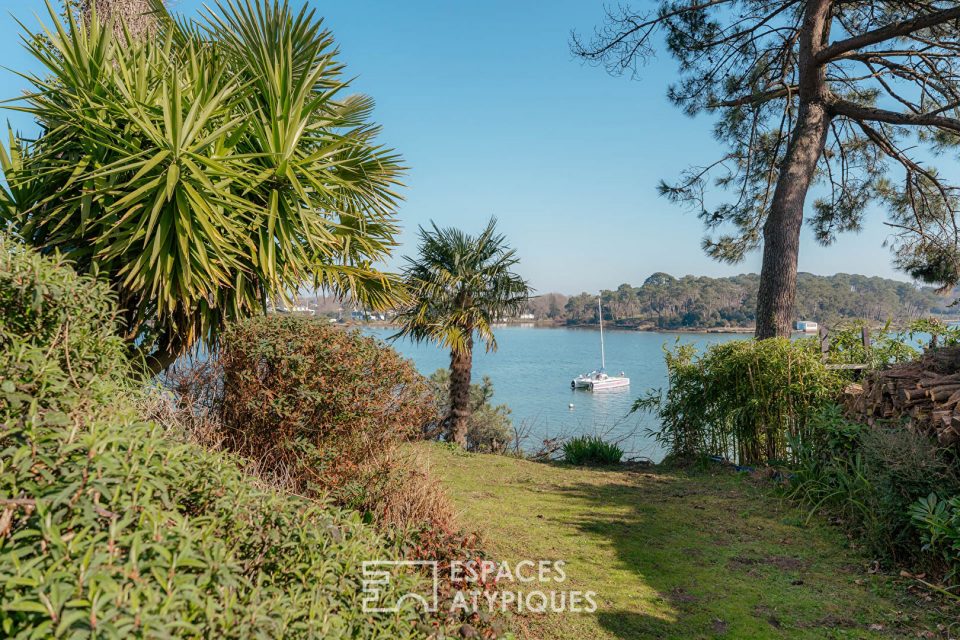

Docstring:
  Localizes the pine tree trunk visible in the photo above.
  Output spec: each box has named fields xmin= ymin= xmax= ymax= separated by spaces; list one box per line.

xmin=755 ymin=0 xmax=833 ymax=339
xmin=447 ymin=336 xmax=474 ymax=447
xmin=754 ymin=103 xmax=831 ymax=338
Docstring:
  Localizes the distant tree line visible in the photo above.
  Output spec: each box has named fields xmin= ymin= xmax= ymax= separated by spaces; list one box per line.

xmin=527 ymin=273 xmax=955 ymax=330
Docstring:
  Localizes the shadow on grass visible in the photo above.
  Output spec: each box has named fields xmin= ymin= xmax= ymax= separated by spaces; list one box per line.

xmin=428 ymin=444 xmax=946 ymax=638
xmin=543 ymin=470 xmax=843 ymax=639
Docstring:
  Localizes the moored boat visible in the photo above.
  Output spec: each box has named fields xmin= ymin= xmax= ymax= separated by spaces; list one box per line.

xmin=571 ymin=295 xmax=630 ymax=391
xmin=572 ymin=370 xmax=630 ymax=390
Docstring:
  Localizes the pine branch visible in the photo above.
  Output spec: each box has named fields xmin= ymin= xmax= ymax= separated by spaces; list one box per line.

xmin=817 ymin=7 xmax=960 ymax=64
xmin=830 ymin=97 xmax=960 ymax=134
xmin=711 ymin=85 xmax=797 ymax=108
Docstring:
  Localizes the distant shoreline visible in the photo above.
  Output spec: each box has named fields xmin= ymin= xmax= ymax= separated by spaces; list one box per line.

xmin=342 ymin=317 xmax=960 ymax=335
xmin=344 ymin=318 xmax=757 ymax=334
xmin=542 ymin=323 xmax=757 ymax=334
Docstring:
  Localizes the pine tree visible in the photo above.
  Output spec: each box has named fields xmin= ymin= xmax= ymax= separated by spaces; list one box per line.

xmin=574 ymin=2 xmax=960 ymax=338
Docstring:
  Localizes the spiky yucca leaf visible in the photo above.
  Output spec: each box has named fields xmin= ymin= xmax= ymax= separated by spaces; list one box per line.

xmin=1 ymin=0 xmax=405 ymax=371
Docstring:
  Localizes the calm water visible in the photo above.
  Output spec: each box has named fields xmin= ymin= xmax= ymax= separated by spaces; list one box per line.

xmin=366 ymin=326 xmax=748 ymax=461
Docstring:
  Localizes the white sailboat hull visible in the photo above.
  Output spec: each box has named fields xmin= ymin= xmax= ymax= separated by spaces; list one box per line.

xmin=572 ymin=372 xmax=630 ymax=390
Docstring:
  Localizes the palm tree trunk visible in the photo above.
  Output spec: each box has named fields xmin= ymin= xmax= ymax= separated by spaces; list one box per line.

xmin=447 ymin=336 xmax=474 ymax=447
xmin=142 ymin=331 xmax=186 ymax=377
xmin=82 ymin=0 xmax=160 ymax=41
xmin=144 ymin=345 xmax=180 ymax=377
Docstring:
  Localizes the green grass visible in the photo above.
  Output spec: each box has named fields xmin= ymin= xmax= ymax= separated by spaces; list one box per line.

xmin=420 ymin=443 xmax=956 ymax=639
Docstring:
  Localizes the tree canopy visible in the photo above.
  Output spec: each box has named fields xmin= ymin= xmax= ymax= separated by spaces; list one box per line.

xmin=393 ymin=218 xmax=531 ymax=354
xmin=574 ymin=2 xmax=960 ymax=337
xmin=553 ymin=273 xmax=950 ymax=329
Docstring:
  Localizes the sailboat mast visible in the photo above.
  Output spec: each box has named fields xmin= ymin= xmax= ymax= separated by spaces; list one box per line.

xmin=598 ymin=295 xmax=605 ymax=370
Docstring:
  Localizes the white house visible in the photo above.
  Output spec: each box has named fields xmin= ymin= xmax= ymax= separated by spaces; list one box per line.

xmin=794 ymin=320 xmax=818 ymax=333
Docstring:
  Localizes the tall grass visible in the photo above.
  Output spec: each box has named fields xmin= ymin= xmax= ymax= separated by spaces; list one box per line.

xmin=563 ymin=436 xmax=623 ymax=466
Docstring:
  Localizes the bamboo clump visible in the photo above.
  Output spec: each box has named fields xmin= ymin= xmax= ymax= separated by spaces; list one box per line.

xmin=844 ymin=347 xmax=960 ymax=446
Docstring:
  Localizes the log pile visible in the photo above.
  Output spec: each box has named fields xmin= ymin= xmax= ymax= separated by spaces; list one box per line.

xmin=844 ymin=347 xmax=960 ymax=446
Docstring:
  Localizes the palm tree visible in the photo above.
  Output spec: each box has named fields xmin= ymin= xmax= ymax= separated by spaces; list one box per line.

xmin=394 ymin=218 xmax=530 ymax=447
xmin=1 ymin=0 xmax=404 ymax=373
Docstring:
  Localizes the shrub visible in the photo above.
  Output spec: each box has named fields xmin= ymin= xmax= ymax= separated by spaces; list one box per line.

xmin=428 ymin=369 xmax=513 ymax=453
xmin=635 ymin=338 xmax=842 ymax=466
xmin=789 ymin=404 xmax=960 ymax=573
xmin=825 ymin=320 xmax=920 ymax=368
xmin=563 ymin=436 xmax=623 ymax=466
xmin=0 ymin=237 xmax=426 ymax=638
xmin=0 ymin=239 xmax=130 ymax=382
xmin=911 ymin=494 xmax=960 ymax=582
xmin=168 ymin=318 xmax=506 ymax=635
xmin=175 ymin=315 xmax=437 ymax=497
xmin=357 ymin=449 xmax=457 ymax=535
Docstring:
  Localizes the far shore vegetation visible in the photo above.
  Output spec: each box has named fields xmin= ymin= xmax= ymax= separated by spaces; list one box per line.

xmin=298 ymin=271 xmax=960 ymax=332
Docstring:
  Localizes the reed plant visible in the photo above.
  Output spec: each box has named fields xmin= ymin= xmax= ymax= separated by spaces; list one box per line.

xmin=635 ymin=338 xmax=843 ymax=466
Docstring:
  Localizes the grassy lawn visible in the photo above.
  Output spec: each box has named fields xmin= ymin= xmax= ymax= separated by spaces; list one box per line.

xmin=420 ymin=443 xmax=955 ymax=639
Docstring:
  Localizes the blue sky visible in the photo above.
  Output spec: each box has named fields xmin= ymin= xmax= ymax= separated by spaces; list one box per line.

xmin=0 ymin=0 xmax=910 ymax=293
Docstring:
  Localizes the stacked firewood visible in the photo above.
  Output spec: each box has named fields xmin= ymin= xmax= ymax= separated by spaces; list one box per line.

xmin=844 ymin=347 xmax=960 ymax=446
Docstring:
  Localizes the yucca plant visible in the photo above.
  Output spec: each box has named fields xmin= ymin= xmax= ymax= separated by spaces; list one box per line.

xmin=0 ymin=0 xmax=405 ymax=373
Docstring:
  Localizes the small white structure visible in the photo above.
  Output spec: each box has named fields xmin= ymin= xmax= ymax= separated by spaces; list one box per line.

xmin=795 ymin=320 xmax=819 ymax=333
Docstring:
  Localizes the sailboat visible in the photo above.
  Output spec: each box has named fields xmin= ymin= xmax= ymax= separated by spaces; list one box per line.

xmin=571 ymin=296 xmax=630 ymax=390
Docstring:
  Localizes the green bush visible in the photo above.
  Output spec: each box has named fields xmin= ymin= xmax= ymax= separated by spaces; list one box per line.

xmin=789 ymin=405 xmax=960 ymax=573
xmin=563 ymin=436 xmax=623 ymax=466
xmin=171 ymin=318 xmax=512 ymax=637
xmin=823 ymin=318 xmax=960 ymax=370
xmin=635 ymin=338 xmax=842 ymax=466
xmin=910 ymin=494 xmax=960 ymax=582
xmin=824 ymin=320 xmax=920 ymax=368
xmin=0 ymin=237 xmax=426 ymax=638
